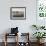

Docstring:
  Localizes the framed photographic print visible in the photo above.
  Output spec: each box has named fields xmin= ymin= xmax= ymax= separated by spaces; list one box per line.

xmin=36 ymin=0 xmax=46 ymax=26
xmin=37 ymin=0 xmax=46 ymax=19
xmin=10 ymin=7 xmax=26 ymax=20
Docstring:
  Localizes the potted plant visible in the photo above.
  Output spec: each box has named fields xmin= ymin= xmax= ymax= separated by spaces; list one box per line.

xmin=32 ymin=24 xmax=45 ymax=30
xmin=33 ymin=32 xmax=46 ymax=43
xmin=32 ymin=25 xmax=38 ymax=30
xmin=40 ymin=26 xmax=45 ymax=29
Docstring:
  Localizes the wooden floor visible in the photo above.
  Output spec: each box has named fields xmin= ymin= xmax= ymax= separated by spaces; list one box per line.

xmin=0 ymin=42 xmax=46 ymax=46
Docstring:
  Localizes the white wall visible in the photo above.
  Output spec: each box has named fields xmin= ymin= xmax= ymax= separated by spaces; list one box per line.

xmin=0 ymin=0 xmax=37 ymax=42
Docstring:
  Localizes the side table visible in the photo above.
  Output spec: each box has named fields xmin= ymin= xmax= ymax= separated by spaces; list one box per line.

xmin=4 ymin=33 xmax=18 ymax=46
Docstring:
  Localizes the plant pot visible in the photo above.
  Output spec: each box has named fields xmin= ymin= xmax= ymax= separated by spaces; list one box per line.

xmin=37 ymin=39 xmax=40 ymax=43
xmin=37 ymin=39 xmax=45 ymax=44
xmin=40 ymin=39 xmax=45 ymax=43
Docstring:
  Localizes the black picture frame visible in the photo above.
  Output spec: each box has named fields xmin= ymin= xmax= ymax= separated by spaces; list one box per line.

xmin=10 ymin=7 xmax=26 ymax=20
